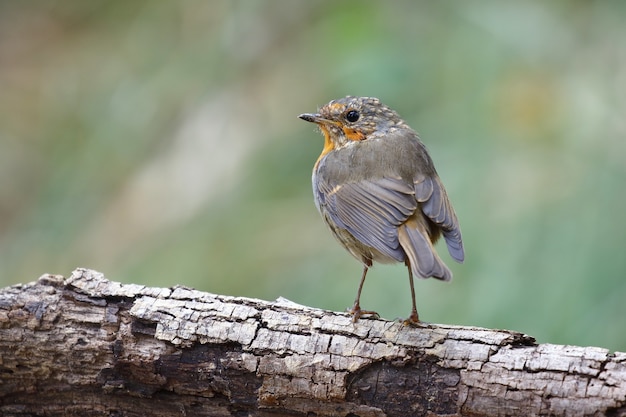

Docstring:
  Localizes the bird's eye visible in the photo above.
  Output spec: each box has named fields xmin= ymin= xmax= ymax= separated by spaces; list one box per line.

xmin=345 ymin=110 xmax=360 ymax=123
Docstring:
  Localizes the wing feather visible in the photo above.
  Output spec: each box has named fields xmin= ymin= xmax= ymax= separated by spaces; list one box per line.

xmin=415 ymin=176 xmax=464 ymax=263
xmin=319 ymin=177 xmax=417 ymax=262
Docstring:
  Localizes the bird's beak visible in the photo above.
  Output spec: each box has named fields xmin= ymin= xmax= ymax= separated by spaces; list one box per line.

xmin=298 ymin=113 xmax=333 ymax=125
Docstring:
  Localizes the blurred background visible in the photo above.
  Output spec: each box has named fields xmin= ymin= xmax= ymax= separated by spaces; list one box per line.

xmin=1 ymin=1 xmax=625 ymax=351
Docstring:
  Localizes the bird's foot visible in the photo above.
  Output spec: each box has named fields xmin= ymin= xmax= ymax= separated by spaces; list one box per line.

xmin=348 ymin=303 xmax=380 ymax=322
xmin=402 ymin=309 xmax=421 ymax=326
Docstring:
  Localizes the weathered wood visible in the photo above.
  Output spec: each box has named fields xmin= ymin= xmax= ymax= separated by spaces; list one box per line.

xmin=0 ymin=268 xmax=624 ymax=416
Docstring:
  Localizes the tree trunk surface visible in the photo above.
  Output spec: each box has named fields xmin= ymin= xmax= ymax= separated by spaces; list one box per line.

xmin=0 ymin=268 xmax=624 ymax=417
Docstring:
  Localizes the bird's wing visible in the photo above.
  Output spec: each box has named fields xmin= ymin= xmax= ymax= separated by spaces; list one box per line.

xmin=414 ymin=175 xmax=464 ymax=263
xmin=316 ymin=176 xmax=417 ymax=262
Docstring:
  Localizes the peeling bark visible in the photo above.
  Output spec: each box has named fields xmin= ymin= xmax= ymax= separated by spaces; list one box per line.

xmin=0 ymin=268 xmax=625 ymax=417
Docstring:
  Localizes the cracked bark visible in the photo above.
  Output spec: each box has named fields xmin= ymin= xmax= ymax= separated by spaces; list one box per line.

xmin=0 ymin=269 xmax=625 ymax=417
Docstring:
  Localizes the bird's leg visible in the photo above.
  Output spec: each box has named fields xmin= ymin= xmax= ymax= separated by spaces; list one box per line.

xmin=404 ymin=260 xmax=420 ymax=325
xmin=348 ymin=261 xmax=379 ymax=322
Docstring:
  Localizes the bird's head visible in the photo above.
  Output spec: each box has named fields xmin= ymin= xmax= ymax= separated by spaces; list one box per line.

xmin=299 ymin=96 xmax=407 ymax=150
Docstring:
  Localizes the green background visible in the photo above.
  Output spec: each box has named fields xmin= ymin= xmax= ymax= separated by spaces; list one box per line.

xmin=1 ymin=1 xmax=625 ymax=351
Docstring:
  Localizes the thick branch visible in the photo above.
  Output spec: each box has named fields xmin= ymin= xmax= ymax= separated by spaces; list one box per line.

xmin=0 ymin=268 xmax=625 ymax=416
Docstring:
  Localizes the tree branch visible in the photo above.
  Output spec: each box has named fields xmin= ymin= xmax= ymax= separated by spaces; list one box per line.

xmin=0 ymin=268 xmax=625 ymax=416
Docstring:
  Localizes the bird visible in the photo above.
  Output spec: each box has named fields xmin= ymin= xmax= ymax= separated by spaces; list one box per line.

xmin=298 ymin=96 xmax=464 ymax=324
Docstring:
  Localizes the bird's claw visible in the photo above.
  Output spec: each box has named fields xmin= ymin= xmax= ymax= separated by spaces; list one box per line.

xmin=401 ymin=309 xmax=421 ymax=326
xmin=348 ymin=304 xmax=380 ymax=322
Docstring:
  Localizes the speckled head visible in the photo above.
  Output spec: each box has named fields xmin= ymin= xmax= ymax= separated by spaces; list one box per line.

xmin=299 ymin=96 xmax=409 ymax=149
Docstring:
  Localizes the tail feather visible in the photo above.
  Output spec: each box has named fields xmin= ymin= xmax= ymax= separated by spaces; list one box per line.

xmin=398 ymin=218 xmax=452 ymax=281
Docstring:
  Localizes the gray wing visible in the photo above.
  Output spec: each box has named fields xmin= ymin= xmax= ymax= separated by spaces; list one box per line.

xmin=316 ymin=176 xmax=417 ymax=262
xmin=415 ymin=175 xmax=464 ymax=263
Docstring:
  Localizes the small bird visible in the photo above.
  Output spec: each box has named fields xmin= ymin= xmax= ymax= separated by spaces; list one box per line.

xmin=299 ymin=96 xmax=464 ymax=323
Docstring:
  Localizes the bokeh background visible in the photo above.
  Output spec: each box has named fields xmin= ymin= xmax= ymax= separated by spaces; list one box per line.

xmin=1 ymin=1 xmax=625 ymax=351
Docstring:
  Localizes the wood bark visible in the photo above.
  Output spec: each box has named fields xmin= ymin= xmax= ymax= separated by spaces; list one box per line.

xmin=0 ymin=268 xmax=625 ymax=417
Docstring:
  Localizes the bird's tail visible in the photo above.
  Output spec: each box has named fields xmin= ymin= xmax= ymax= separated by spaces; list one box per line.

xmin=397 ymin=216 xmax=452 ymax=281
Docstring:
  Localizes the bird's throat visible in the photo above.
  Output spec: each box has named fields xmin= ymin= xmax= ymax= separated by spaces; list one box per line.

xmin=314 ymin=125 xmax=335 ymax=171
xmin=315 ymin=124 xmax=365 ymax=171
xmin=318 ymin=125 xmax=335 ymax=158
